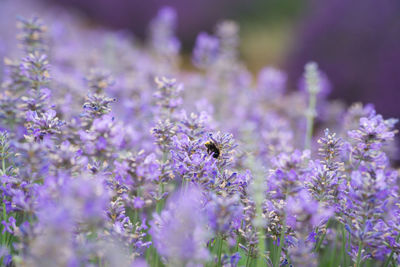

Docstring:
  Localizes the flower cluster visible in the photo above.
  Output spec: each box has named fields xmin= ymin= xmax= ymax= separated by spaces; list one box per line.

xmin=0 ymin=2 xmax=399 ymax=267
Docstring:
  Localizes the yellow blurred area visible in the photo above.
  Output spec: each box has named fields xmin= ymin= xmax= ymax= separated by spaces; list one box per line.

xmin=240 ymin=23 xmax=294 ymax=72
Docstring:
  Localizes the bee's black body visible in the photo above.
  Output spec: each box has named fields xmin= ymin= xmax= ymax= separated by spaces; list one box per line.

xmin=205 ymin=141 xmax=220 ymax=159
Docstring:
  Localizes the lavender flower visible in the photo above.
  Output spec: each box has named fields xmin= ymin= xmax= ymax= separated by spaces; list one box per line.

xmin=268 ymin=149 xmax=310 ymax=198
xmin=26 ymin=109 xmax=64 ymax=141
xmin=149 ymin=7 xmax=180 ymax=61
xmin=2 ymin=57 xmax=30 ymax=93
xmin=170 ymin=134 xmax=217 ymax=188
xmin=206 ymin=131 xmax=237 ymax=170
xmin=20 ymin=52 xmax=50 ymax=91
xmin=348 ymin=112 xmax=397 ymax=165
xmin=151 ymin=119 xmax=177 ymax=153
xmin=0 ymin=5 xmax=398 ymax=267
xmin=19 ymin=87 xmax=51 ymax=114
xmin=106 ymin=197 xmax=151 ymax=257
xmin=16 ymin=16 xmax=47 ymax=53
xmin=342 ymin=103 xmax=375 ymax=133
xmin=150 ymin=187 xmax=210 ymax=265
xmin=85 ymin=69 xmax=114 ymax=94
xmin=153 ymin=76 xmax=183 ymax=115
xmin=286 ymin=190 xmax=332 ymax=267
xmin=215 ymin=21 xmax=239 ymax=62
xmin=192 ymin=32 xmax=219 ymax=69
xmin=307 ymin=129 xmax=344 ymax=205
xmin=342 ymin=166 xmax=394 ymax=262
xmin=303 ymin=62 xmax=322 ymax=151
xmin=0 ymin=131 xmax=12 ymax=176
xmin=206 ymin=193 xmax=243 ymax=236
xmin=256 ymin=67 xmax=287 ymax=100
xmin=177 ymin=110 xmax=212 ymax=140
xmin=82 ymin=94 xmax=116 ymax=119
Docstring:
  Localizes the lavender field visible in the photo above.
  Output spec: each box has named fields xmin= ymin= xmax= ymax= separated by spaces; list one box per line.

xmin=0 ymin=1 xmax=399 ymax=267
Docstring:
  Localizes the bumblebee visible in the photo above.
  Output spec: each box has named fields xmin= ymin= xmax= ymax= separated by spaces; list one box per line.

xmin=205 ymin=140 xmax=220 ymax=159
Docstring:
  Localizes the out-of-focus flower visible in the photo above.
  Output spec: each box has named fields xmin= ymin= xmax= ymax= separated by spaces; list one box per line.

xmin=177 ymin=110 xmax=212 ymax=139
xmin=16 ymin=16 xmax=47 ymax=53
xmin=206 ymin=193 xmax=243 ymax=235
xmin=286 ymin=189 xmax=332 ymax=267
xmin=20 ymin=52 xmax=50 ymax=90
xmin=106 ymin=197 xmax=151 ymax=257
xmin=82 ymin=94 xmax=116 ymax=119
xmin=216 ymin=21 xmax=239 ymax=62
xmin=85 ymin=69 xmax=114 ymax=94
xmin=153 ymin=76 xmax=183 ymax=114
xmin=307 ymin=129 xmax=344 ymax=206
xmin=149 ymin=7 xmax=180 ymax=61
xmin=348 ymin=113 xmax=397 ymax=158
xmin=170 ymin=134 xmax=217 ymax=188
xmin=257 ymin=67 xmax=287 ymax=100
xmin=150 ymin=186 xmax=210 ymax=265
xmin=151 ymin=119 xmax=177 ymax=153
xmin=26 ymin=109 xmax=64 ymax=141
xmin=192 ymin=32 xmax=219 ymax=69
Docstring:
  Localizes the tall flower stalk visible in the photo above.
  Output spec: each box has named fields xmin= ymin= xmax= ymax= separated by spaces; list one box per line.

xmin=304 ymin=62 xmax=321 ymax=151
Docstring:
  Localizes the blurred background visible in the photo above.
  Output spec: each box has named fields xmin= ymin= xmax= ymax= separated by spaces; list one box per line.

xmin=1 ymin=0 xmax=400 ymax=122
xmin=46 ymin=0 xmax=400 ymax=123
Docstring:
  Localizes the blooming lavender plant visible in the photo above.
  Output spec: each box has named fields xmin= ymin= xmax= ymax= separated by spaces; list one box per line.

xmin=150 ymin=187 xmax=210 ymax=266
xmin=0 ymin=3 xmax=398 ymax=267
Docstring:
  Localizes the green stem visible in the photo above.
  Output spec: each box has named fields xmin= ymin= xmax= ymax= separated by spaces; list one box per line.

xmin=274 ymin=221 xmax=286 ymax=267
xmin=328 ymin=232 xmax=338 ymax=267
xmin=1 ymin=146 xmax=7 ymax=246
xmin=305 ymin=95 xmax=317 ymax=151
xmin=341 ymin=224 xmax=348 ymax=267
xmin=152 ymin=246 xmax=161 ymax=267
xmin=156 ymin=182 xmax=165 ymax=214
xmin=303 ymin=62 xmax=320 ymax=152
xmin=154 ymin=251 xmax=160 ymax=267
xmin=314 ymin=218 xmax=332 ymax=252
xmin=234 ymin=230 xmax=240 ymax=252
xmin=271 ymin=238 xmax=276 ymax=262
xmin=256 ymin=227 xmax=265 ymax=267
xmin=216 ymin=235 xmax=223 ymax=267
xmin=1 ymin=203 xmax=6 ymax=245
xmin=383 ymin=233 xmax=400 ymax=267
xmin=1 ymin=158 xmax=5 ymax=174
xmin=355 ymin=241 xmax=363 ymax=267
xmin=2 ymin=144 xmax=6 ymax=174
xmin=245 ymin=247 xmax=253 ymax=267
xmin=145 ymin=245 xmax=151 ymax=264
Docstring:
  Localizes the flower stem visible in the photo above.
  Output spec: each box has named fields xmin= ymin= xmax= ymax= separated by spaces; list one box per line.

xmin=216 ymin=235 xmax=223 ymax=267
xmin=355 ymin=241 xmax=363 ymax=267
xmin=305 ymin=98 xmax=317 ymax=151
xmin=1 ymin=145 xmax=7 ymax=246
xmin=256 ymin=225 xmax=266 ymax=267
xmin=1 ymin=157 xmax=5 ymax=174
xmin=156 ymin=182 xmax=165 ymax=214
xmin=235 ymin=229 xmax=240 ymax=252
xmin=314 ymin=218 xmax=332 ymax=252
xmin=274 ymin=220 xmax=286 ymax=267
xmin=383 ymin=233 xmax=400 ymax=267
xmin=1 ymin=203 xmax=6 ymax=245
xmin=245 ymin=246 xmax=253 ymax=267
xmin=341 ymin=224 xmax=348 ymax=267
xmin=328 ymin=231 xmax=339 ymax=267
xmin=304 ymin=62 xmax=320 ymax=151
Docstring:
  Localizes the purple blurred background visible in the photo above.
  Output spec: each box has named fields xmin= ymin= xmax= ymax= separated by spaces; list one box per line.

xmin=47 ymin=0 xmax=246 ymax=46
xmin=287 ymin=0 xmax=400 ymax=124
xmin=3 ymin=0 xmax=400 ymax=124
